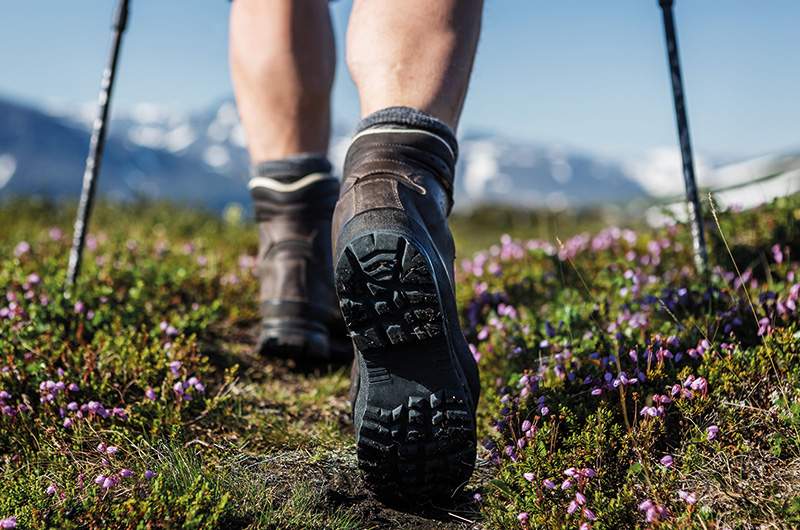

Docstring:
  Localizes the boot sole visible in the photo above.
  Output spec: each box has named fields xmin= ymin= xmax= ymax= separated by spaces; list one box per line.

xmin=335 ymin=226 xmax=476 ymax=502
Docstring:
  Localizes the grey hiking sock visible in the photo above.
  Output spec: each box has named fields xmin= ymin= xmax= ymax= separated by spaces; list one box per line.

xmin=355 ymin=106 xmax=459 ymax=161
xmin=250 ymin=153 xmax=332 ymax=184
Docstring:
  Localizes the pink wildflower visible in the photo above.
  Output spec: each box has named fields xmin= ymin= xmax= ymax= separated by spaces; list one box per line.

xmin=678 ymin=490 xmax=697 ymax=504
xmin=707 ymin=425 xmax=719 ymax=441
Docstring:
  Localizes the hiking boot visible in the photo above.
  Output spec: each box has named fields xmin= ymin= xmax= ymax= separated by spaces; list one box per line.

xmin=332 ymin=112 xmax=480 ymax=501
xmin=250 ymin=156 xmax=347 ymax=360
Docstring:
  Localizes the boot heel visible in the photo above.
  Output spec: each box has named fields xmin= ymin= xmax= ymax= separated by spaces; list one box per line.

xmin=257 ymin=318 xmax=330 ymax=359
xmin=335 ymin=221 xmax=476 ymax=501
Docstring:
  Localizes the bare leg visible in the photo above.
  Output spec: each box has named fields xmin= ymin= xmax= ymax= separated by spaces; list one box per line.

xmin=230 ymin=1 xmax=342 ymax=360
xmin=346 ymin=0 xmax=483 ymax=130
xmin=229 ymin=0 xmax=335 ymax=161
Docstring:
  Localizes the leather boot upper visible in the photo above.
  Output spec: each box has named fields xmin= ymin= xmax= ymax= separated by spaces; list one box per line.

xmin=332 ymin=129 xmax=458 ymax=283
xmin=334 ymin=127 xmax=481 ymax=405
xmin=251 ymin=175 xmax=341 ymax=326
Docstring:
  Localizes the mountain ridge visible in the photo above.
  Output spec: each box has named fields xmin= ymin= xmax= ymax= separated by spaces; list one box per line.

xmin=0 ymin=95 xmax=652 ymax=212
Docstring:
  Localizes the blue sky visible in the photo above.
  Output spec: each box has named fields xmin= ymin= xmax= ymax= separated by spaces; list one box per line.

xmin=1 ymin=0 xmax=798 ymax=160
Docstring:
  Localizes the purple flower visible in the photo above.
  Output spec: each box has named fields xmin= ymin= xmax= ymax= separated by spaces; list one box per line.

xmin=638 ymin=499 xmax=668 ymax=522
xmin=101 ymin=476 xmax=116 ymax=489
xmin=583 ymin=507 xmax=596 ymax=521
xmin=94 ymin=474 xmax=106 ymax=485
xmin=120 ymin=468 xmax=134 ymax=479
xmin=567 ymin=500 xmax=579 ymax=514
xmin=469 ymin=343 xmax=481 ymax=363
xmin=106 ymin=446 xmax=118 ymax=456
xmin=145 ymin=387 xmax=157 ymax=401
xmin=523 ymin=472 xmax=535 ymax=482
xmin=96 ymin=442 xmax=106 ymax=453
xmin=73 ymin=301 xmax=85 ymax=314
xmin=14 ymin=241 xmax=30 ymax=257
xmin=540 ymin=406 xmax=550 ymax=416
xmin=168 ymin=361 xmax=182 ymax=375
xmin=707 ymin=425 xmax=719 ymax=441
xmin=63 ymin=417 xmax=73 ymax=428
xmin=575 ymin=491 xmax=586 ymax=505
xmin=68 ymin=383 xmax=80 ymax=393
xmin=678 ymin=490 xmax=697 ymax=504
xmin=690 ymin=377 xmax=708 ymax=395
xmin=472 ymin=492 xmax=482 ymax=503
xmin=0 ymin=516 xmax=17 ymax=529
xmin=561 ymin=479 xmax=573 ymax=490
xmin=772 ymin=244 xmax=784 ymax=264
xmin=647 ymin=505 xmax=669 ymax=523
xmin=144 ymin=469 xmax=156 ymax=480
xmin=660 ymin=455 xmax=674 ymax=467
xmin=46 ymin=484 xmax=57 ymax=496
xmin=517 ymin=512 xmax=529 ymax=524
xmin=542 ymin=479 xmax=556 ymax=490
xmin=639 ymin=405 xmax=664 ymax=418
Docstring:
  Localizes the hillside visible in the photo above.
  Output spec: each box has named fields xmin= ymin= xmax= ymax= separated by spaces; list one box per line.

xmin=1 ymin=196 xmax=799 ymax=528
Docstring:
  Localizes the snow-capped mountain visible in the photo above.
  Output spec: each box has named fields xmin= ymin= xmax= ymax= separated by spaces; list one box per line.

xmin=0 ymin=97 xmax=250 ymax=210
xmin=15 ymin=95 xmax=773 ymax=213
xmin=455 ymin=133 xmax=646 ymax=209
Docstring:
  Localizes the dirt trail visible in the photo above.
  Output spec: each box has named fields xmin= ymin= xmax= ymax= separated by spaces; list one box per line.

xmin=206 ymin=322 xmax=484 ymax=529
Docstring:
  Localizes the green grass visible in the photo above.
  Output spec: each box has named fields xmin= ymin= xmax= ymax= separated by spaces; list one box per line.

xmin=1 ymin=195 xmax=799 ymax=529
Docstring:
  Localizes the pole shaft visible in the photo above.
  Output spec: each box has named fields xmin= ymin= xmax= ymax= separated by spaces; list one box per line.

xmin=66 ymin=0 xmax=130 ymax=291
xmin=658 ymin=0 xmax=708 ymax=274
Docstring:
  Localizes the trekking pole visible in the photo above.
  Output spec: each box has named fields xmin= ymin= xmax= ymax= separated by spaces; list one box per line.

xmin=65 ymin=0 xmax=131 ymax=294
xmin=658 ymin=0 xmax=709 ymax=275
